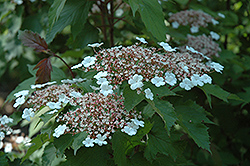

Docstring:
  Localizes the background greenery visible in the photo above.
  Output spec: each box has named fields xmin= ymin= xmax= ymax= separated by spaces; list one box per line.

xmin=0 ymin=0 xmax=250 ymax=165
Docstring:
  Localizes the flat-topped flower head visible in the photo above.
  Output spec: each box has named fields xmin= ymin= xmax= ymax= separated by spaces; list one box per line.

xmin=82 ymin=56 xmax=96 ymax=68
xmin=136 ymin=37 xmax=148 ymax=44
xmin=22 ymin=108 xmax=35 ymax=121
xmin=53 ymin=124 xmax=67 ymax=138
xmin=183 ymin=34 xmax=221 ymax=58
xmin=56 ymin=92 xmax=143 ymax=145
xmin=169 ymin=10 xmax=216 ymax=28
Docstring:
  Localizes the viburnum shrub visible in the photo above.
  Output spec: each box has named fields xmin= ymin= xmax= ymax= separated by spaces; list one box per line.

xmin=1 ymin=0 xmax=244 ymax=165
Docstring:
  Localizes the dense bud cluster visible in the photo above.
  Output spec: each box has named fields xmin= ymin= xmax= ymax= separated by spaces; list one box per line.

xmin=57 ymin=92 xmax=143 ymax=146
xmin=182 ymin=34 xmax=221 ymax=58
xmin=169 ymin=10 xmax=218 ymax=28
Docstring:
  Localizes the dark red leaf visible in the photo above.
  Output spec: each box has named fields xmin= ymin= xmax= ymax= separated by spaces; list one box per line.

xmin=18 ymin=30 xmax=49 ymax=52
xmin=33 ymin=58 xmax=53 ymax=84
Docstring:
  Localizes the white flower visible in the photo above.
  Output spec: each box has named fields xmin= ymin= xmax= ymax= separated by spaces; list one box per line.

xmin=128 ymin=74 xmax=144 ymax=90
xmin=53 ymin=124 xmax=67 ymax=138
xmin=0 ymin=115 xmax=13 ymax=125
xmin=90 ymin=85 xmax=101 ymax=90
xmin=115 ymin=8 xmax=124 ymax=17
xmin=165 ymin=72 xmax=177 ymax=86
xmin=200 ymin=74 xmax=212 ymax=84
xmin=179 ymin=78 xmax=194 ymax=90
xmin=144 ymin=88 xmax=153 ymax=100
xmin=16 ymin=136 xmax=24 ymax=144
xmin=123 ymin=126 xmax=137 ymax=136
xmin=211 ymin=19 xmax=219 ymax=25
xmin=46 ymin=102 xmax=61 ymax=110
xmin=58 ymin=94 xmax=70 ymax=104
xmin=151 ymin=76 xmax=165 ymax=87
xmin=23 ymin=136 xmax=32 ymax=146
xmin=82 ymin=137 xmax=95 ymax=147
xmin=87 ymin=42 xmax=104 ymax=48
xmin=172 ymin=21 xmax=179 ymax=29
xmin=72 ymin=78 xmax=86 ymax=83
xmin=94 ymin=134 xmax=107 ymax=146
xmin=191 ymin=74 xmax=204 ymax=86
xmin=131 ymin=119 xmax=144 ymax=127
xmin=207 ymin=62 xmax=224 ymax=73
xmin=158 ymin=42 xmax=176 ymax=52
xmin=14 ymin=0 xmax=23 ymax=5
xmin=81 ymin=56 xmax=96 ymax=68
xmin=4 ymin=143 xmax=12 ymax=153
xmin=218 ymin=13 xmax=225 ymax=18
xmin=47 ymin=109 xmax=58 ymax=114
xmin=69 ymin=91 xmax=83 ymax=98
xmin=96 ymin=78 xmax=109 ymax=85
xmin=13 ymin=96 xmax=26 ymax=108
xmin=136 ymin=37 xmax=148 ymax=44
xmin=0 ymin=141 xmax=3 ymax=149
xmin=71 ymin=63 xmax=82 ymax=69
xmin=22 ymin=108 xmax=35 ymax=121
xmin=0 ymin=132 xmax=5 ymax=140
xmin=14 ymin=90 xmax=29 ymax=98
xmin=186 ymin=46 xmax=202 ymax=55
xmin=190 ymin=26 xmax=199 ymax=33
xmin=100 ymin=82 xmax=113 ymax=96
xmin=94 ymin=71 xmax=108 ymax=80
xmin=210 ymin=31 xmax=220 ymax=40
xmin=31 ymin=81 xmax=56 ymax=89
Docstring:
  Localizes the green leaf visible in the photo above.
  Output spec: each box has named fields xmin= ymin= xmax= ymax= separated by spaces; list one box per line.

xmin=22 ymin=133 xmax=50 ymax=163
xmin=199 ymin=84 xmax=242 ymax=108
xmin=67 ymin=21 xmax=99 ymax=49
xmin=137 ymin=0 xmax=167 ymax=41
xmin=144 ymin=82 xmax=176 ymax=98
xmin=128 ymin=152 xmax=152 ymax=166
xmin=175 ymin=0 xmax=189 ymax=5
xmin=123 ymin=85 xmax=145 ymax=111
xmin=54 ymin=134 xmax=74 ymax=155
xmin=128 ymin=0 xmax=140 ymax=16
xmin=46 ymin=0 xmax=93 ymax=43
xmin=148 ymin=99 xmax=177 ymax=135
xmin=0 ymin=152 xmax=8 ymax=166
xmin=143 ymin=103 xmax=155 ymax=118
xmin=144 ymin=115 xmax=186 ymax=162
xmin=71 ymin=132 xmax=88 ymax=155
xmin=175 ymin=100 xmax=212 ymax=153
xmin=65 ymin=146 xmax=110 ymax=166
xmin=51 ymin=65 xmax=67 ymax=82
xmin=112 ymin=131 xmax=130 ymax=166
xmin=42 ymin=143 xmax=57 ymax=166
xmin=48 ymin=0 xmax=67 ymax=29
xmin=5 ymin=77 xmax=35 ymax=103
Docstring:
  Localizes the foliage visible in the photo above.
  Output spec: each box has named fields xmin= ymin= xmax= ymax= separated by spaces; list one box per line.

xmin=0 ymin=0 xmax=250 ymax=166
